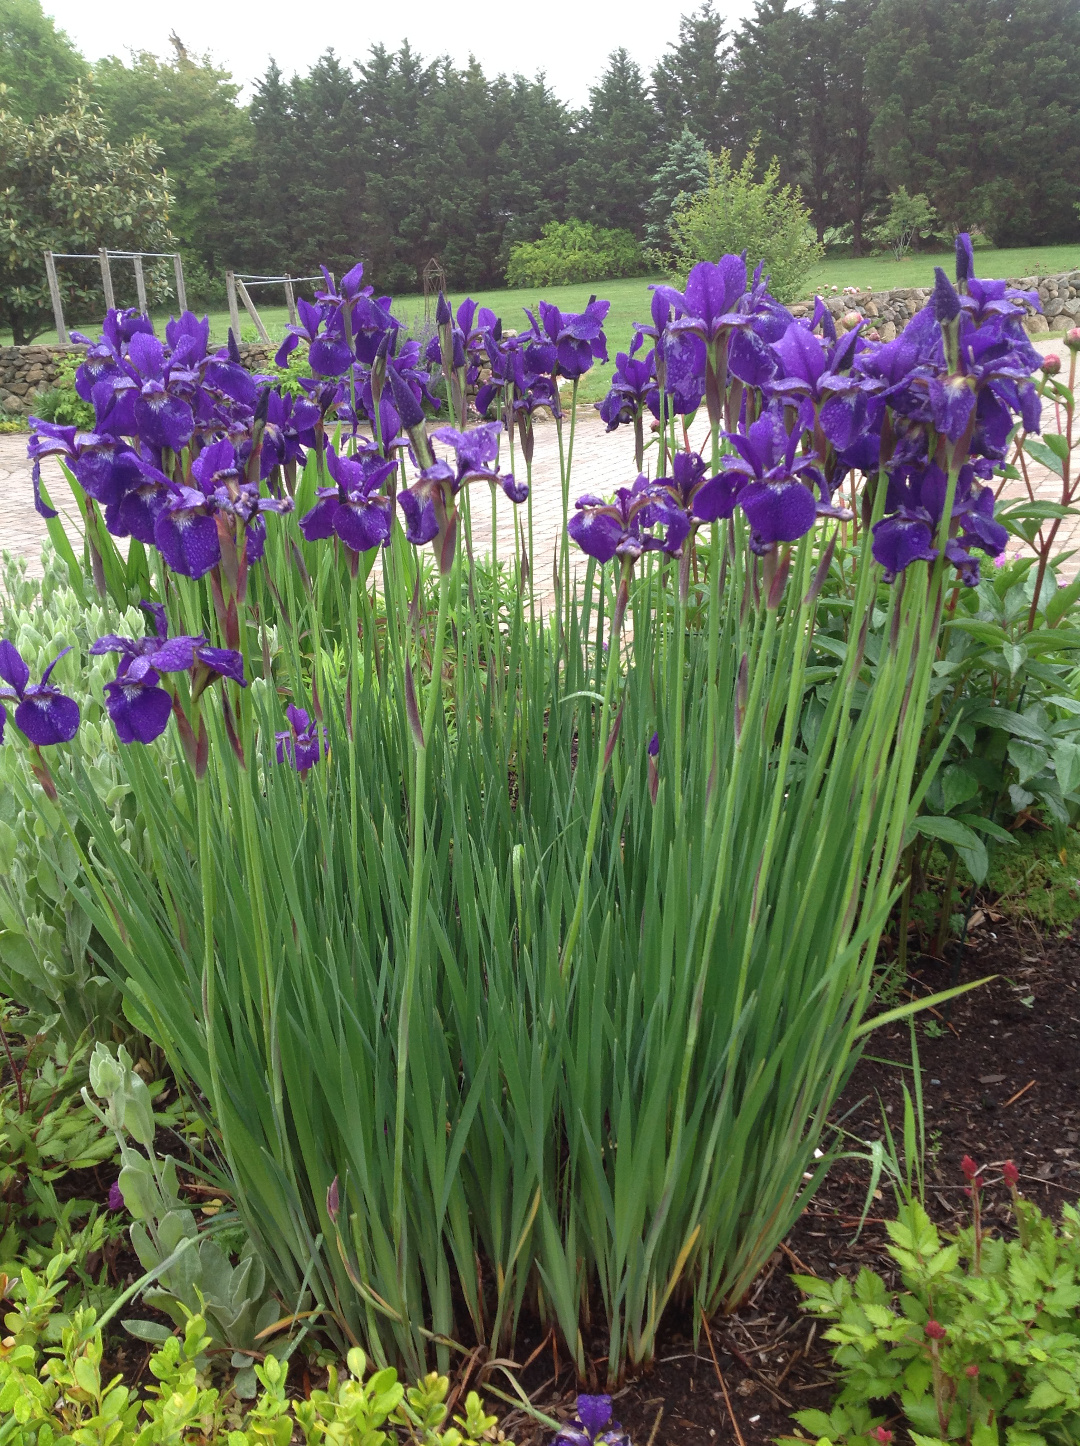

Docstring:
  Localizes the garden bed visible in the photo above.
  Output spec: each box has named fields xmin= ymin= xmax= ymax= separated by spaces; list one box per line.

xmin=497 ymin=916 xmax=1080 ymax=1444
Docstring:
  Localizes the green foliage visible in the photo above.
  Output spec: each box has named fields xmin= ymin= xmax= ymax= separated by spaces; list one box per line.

xmin=0 ymin=1269 xmax=509 ymax=1445
xmin=505 ymin=220 xmax=644 ymax=288
xmin=32 ymin=354 xmax=94 ymax=430
xmin=644 ymin=126 xmax=712 ymax=254
xmin=0 ymin=1010 xmax=121 ymax=1273
xmin=870 ymin=187 xmax=939 ymax=260
xmin=665 ymin=147 xmax=824 ymax=302
xmin=0 ymin=0 xmax=86 ymax=122
xmin=84 ymin=1043 xmax=284 ymax=1398
xmin=0 ymin=90 xmax=174 ymax=345
xmin=792 ymin=1194 xmax=1080 ymax=1446
xmin=566 ymin=48 xmax=659 ymax=237
xmin=93 ymin=37 xmax=252 ymax=282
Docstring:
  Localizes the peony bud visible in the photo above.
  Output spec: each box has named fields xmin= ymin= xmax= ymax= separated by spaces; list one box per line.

xmin=1041 ymin=353 xmax=1061 ymax=375
xmin=926 ymin=1320 xmax=948 ymax=1341
xmin=1065 ymin=327 xmax=1080 ymax=352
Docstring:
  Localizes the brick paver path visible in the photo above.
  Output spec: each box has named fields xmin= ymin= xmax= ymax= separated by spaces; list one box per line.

xmin=3 ymin=338 xmax=1075 ymax=589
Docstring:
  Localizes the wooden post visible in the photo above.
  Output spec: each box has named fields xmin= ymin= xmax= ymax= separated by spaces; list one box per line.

xmin=43 ymin=251 xmax=68 ymax=344
xmin=283 ymin=274 xmax=297 ymax=326
xmin=226 ymin=270 xmax=241 ymax=343
xmin=132 ymin=255 xmax=148 ymax=314
xmin=98 ymin=248 xmax=116 ymax=311
xmin=173 ymin=254 xmax=187 ymax=312
xmin=235 ymin=277 xmax=271 ymax=345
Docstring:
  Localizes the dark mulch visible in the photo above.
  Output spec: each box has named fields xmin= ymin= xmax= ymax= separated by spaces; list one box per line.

xmin=503 ymin=917 xmax=1080 ymax=1446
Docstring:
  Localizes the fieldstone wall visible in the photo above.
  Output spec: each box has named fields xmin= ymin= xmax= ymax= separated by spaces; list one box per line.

xmin=791 ymin=268 xmax=1080 ymax=340
xmin=2 ymin=278 xmax=1077 ymax=420
xmin=0 ymin=342 xmax=274 ymax=419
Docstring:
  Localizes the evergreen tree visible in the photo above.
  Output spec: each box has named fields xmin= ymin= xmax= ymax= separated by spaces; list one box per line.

xmin=644 ymin=127 xmax=712 ymax=252
xmin=867 ymin=0 xmax=1080 ymax=245
xmin=725 ymin=0 xmax=809 ymax=187
xmin=651 ymin=3 xmax=729 ymax=152
xmin=567 ymin=48 xmax=659 ymax=236
xmin=0 ymin=0 xmax=86 ymax=120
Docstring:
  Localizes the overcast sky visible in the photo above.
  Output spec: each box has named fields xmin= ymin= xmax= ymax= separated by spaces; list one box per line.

xmin=42 ymin=0 xmax=753 ymax=106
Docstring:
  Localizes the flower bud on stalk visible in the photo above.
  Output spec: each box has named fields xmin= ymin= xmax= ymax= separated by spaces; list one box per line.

xmin=1064 ymin=327 xmax=1080 ymax=352
xmin=1040 ymin=353 xmax=1061 ymax=376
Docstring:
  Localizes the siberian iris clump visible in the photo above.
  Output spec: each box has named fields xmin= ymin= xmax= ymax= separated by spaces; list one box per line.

xmin=6 ymin=237 xmax=1041 ymax=1390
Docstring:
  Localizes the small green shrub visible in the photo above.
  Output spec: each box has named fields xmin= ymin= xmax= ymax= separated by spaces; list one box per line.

xmin=664 ymin=146 xmax=823 ymax=303
xmin=790 ymin=1168 xmax=1080 ymax=1446
xmin=869 ymin=187 xmax=939 ymax=261
xmin=505 ymin=219 xmax=644 ymax=288
xmin=31 ymin=354 xmax=94 ymax=430
xmin=0 ymin=1258 xmax=510 ymax=1445
xmin=0 ymin=1255 xmax=508 ymax=1446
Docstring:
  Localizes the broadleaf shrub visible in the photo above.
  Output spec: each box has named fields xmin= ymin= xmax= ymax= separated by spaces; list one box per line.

xmin=792 ymin=1171 xmax=1080 ymax=1446
xmin=505 ymin=219 xmax=644 ymax=287
xmin=664 ymin=146 xmax=823 ymax=302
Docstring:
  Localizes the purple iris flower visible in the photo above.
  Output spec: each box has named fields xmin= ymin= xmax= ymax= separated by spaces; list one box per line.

xmin=191 ymin=437 xmax=293 ymax=566
xmin=0 ymin=641 xmax=80 ymax=747
xmin=770 ymin=322 xmax=872 ymax=447
xmin=27 ymin=421 xmax=138 ymax=512
xmin=569 ymin=474 xmax=686 ymax=564
xmin=695 ymin=411 xmax=826 ymax=554
xmin=91 ymin=602 xmax=245 ymax=744
xmin=275 ymin=705 xmax=327 ymax=774
xmin=655 ymin=255 xmax=749 ymax=347
xmin=154 ymin=481 xmax=220 ymax=579
xmin=598 ymin=348 xmax=656 ymax=432
xmin=871 ymin=462 xmax=1006 ymax=584
xmin=257 ymin=390 xmax=320 ymax=476
xmin=527 ymin=298 xmax=610 ymax=381
xmin=107 ymin=1181 xmax=125 ymax=1211
xmin=276 ymin=296 xmax=353 ymax=378
xmin=125 ymin=332 xmax=196 ymax=453
xmin=553 ymin=1394 xmax=630 ymax=1446
xmin=300 ymin=445 xmax=397 ymax=554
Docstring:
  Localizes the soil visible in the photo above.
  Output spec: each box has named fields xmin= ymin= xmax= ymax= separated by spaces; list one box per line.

xmin=500 ymin=916 xmax=1080 ymax=1446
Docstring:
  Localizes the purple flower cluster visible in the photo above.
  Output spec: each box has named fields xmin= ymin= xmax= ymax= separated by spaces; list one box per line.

xmin=583 ymin=238 xmax=1041 ymax=586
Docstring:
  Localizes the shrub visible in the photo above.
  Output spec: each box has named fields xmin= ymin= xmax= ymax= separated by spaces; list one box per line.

xmin=664 ymin=146 xmax=823 ymax=303
xmin=792 ymin=1167 xmax=1080 ymax=1446
xmin=505 ymin=219 xmax=644 ymax=287
xmin=0 ymin=1262 xmax=508 ymax=1445
xmin=869 ymin=186 xmax=939 ymax=260
xmin=29 ymin=353 xmax=94 ymax=430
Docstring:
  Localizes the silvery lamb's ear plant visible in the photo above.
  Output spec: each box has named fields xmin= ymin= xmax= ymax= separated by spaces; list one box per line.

xmin=82 ymin=1043 xmax=285 ymax=1396
xmin=2 ymin=239 xmax=1044 ymax=1386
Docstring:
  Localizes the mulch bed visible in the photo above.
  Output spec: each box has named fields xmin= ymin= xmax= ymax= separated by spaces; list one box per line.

xmin=21 ymin=916 xmax=1076 ymax=1442
xmin=504 ymin=916 xmax=1080 ymax=1446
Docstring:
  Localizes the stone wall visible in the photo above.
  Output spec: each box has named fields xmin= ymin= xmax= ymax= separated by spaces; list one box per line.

xmin=791 ymin=268 xmax=1080 ymax=340
xmin=2 ymin=276 xmax=1077 ymax=419
xmin=0 ymin=342 xmax=274 ymax=419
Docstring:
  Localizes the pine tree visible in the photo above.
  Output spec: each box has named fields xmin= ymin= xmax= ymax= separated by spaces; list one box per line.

xmin=567 ymin=48 xmax=659 ymax=236
xmin=644 ymin=127 xmax=712 ymax=252
xmin=651 ymin=3 xmax=729 ymax=152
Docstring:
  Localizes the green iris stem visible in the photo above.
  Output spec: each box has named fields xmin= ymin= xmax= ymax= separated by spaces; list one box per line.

xmin=393 ymin=567 xmax=452 ymax=1273
xmin=559 ymin=564 xmax=627 ymax=978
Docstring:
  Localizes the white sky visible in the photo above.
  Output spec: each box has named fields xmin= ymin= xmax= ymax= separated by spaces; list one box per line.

xmin=44 ymin=0 xmax=753 ymax=105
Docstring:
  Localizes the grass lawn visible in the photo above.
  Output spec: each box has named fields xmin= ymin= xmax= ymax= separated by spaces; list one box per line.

xmin=8 ymin=244 xmax=1078 ymax=407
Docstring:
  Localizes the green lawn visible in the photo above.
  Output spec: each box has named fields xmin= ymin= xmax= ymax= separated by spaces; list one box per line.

xmin=9 ymin=245 xmax=1077 ymax=408
xmin=806 ymin=243 xmax=1080 ymax=294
